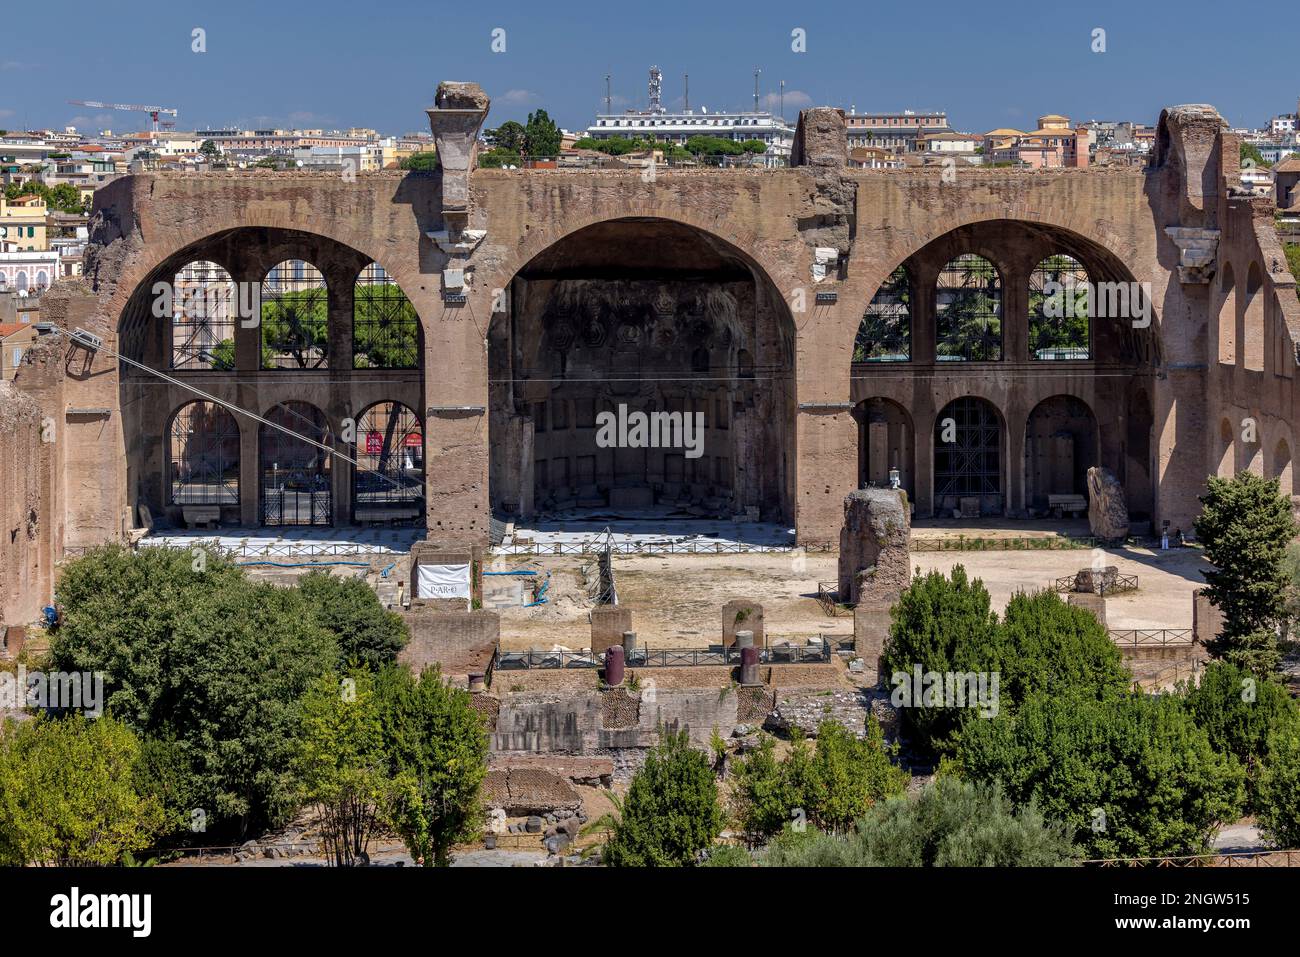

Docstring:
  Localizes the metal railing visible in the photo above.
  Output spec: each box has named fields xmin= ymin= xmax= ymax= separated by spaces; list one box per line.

xmin=1108 ymin=628 xmax=1194 ymax=647
xmin=1088 ymin=848 xmax=1300 ymax=867
xmin=493 ymin=540 xmax=834 ymax=557
xmin=495 ymin=639 xmax=835 ymax=671
xmin=912 ymin=536 xmax=1098 ymax=551
xmin=1054 ymin=573 xmax=1139 ymax=596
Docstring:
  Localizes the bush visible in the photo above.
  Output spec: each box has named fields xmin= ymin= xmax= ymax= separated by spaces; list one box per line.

xmin=376 ymin=665 xmax=488 ymax=866
xmin=1257 ymin=725 xmax=1300 ymax=848
xmin=760 ymin=777 xmax=1079 ymax=867
xmin=729 ymin=718 xmax=907 ymax=841
xmin=700 ymin=844 xmax=755 ymax=867
xmin=603 ymin=728 xmax=722 ymax=867
xmin=1182 ymin=661 xmax=1299 ymax=806
xmin=997 ymin=589 xmax=1130 ymax=706
xmin=0 ymin=715 xmax=165 ymax=865
xmin=956 ymin=690 xmax=1245 ymax=858
xmin=297 ymin=571 xmax=408 ymax=670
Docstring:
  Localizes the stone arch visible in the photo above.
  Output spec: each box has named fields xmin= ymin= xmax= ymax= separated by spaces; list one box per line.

xmin=1024 ymin=395 xmax=1098 ymax=513
xmin=935 ymin=253 xmax=1003 ymax=361
xmin=1243 ymin=262 xmax=1265 ymax=372
xmin=352 ymin=400 xmax=424 ymax=524
xmin=261 ymin=259 xmax=329 ymax=370
xmin=1272 ymin=435 xmax=1294 ymax=497
xmin=1028 ymin=254 xmax=1090 ymax=360
xmin=171 ymin=260 xmax=236 ymax=370
xmin=258 ymin=400 xmax=333 ymax=526
xmin=933 ymin=396 xmax=1005 ymax=516
xmin=852 ymin=397 xmax=915 ymax=499
xmin=1216 ymin=418 xmax=1234 ymax=478
xmin=854 ymin=265 xmax=911 ymax=362
xmin=165 ymin=400 xmax=241 ymax=516
xmin=487 ymin=215 xmax=797 ymax=525
xmin=353 ymin=262 xmax=422 ymax=370
xmin=1217 ymin=262 xmax=1237 ymax=365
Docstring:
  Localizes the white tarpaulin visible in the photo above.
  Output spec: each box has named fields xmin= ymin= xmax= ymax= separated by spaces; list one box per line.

xmin=416 ymin=563 xmax=471 ymax=603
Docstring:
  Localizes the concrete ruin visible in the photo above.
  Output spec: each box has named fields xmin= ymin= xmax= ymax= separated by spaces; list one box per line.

xmin=3 ymin=83 xmax=1300 ymax=632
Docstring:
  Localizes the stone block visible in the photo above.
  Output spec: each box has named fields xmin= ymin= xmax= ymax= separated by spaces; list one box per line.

xmin=853 ymin=602 xmax=891 ymax=687
xmin=838 ymin=488 xmax=911 ymax=606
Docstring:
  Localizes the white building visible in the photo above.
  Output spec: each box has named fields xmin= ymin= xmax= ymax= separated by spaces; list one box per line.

xmin=585 ymin=109 xmax=794 ymax=161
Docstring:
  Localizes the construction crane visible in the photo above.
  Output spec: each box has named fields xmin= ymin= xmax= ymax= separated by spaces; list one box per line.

xmin=68 ymin=100 xmax=179 ymax=132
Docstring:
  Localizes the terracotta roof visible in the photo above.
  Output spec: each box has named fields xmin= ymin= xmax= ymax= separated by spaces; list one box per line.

xmin=0 ymin=322 xmax=36 ymax=338
xmin=984 ymin=128 xmax=1025 ymax=137
xmin=1275 ymin=156 xmax=1300 ymax=173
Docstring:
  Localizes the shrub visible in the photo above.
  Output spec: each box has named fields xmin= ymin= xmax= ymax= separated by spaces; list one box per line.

xmin=1257 ymin=725 xmax=1300 ymax=848
xmin=297 ymin=571 xmax=408 ymax=670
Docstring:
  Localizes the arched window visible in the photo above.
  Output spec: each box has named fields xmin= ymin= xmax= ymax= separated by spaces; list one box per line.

xmin=171 ymin=260 xmax=236 ymax=370
xmin=353 ymin=263 xmax=419 ymax=369
xmin=855 ymin=265 xmax=911 ymax=361
xmin=1028 ymin=254 xmax=1090 ymax=359
xmin=261 ymin=260 xmax=328 ymax=369
xmin=15 ymin=272 xmax=28 ymax=293
xmin=934 ymin=397 xmax=1003 ymax=513
xmin=259 ymin=401 xmax=333 ymax=525
xmin=1244 ymin=262 xmax=1265 ymax=372
xmin=1274 ymin=439 xmax=1293 ymax=497
xmin=167 ymin=401 xmax=240 ymax=505
xmin=353 ymin=402 xmax=424 ymax=521
xmin=1217 ymin=264 xmax=1236 ymax=365
xmin=35 ymin=270 xmax=49 ymax=291
xmin=936 ymin=255 xmax=1002 ymax=361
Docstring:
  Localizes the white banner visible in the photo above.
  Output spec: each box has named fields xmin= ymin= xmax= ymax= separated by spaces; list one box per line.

xmin=416 ymin=563 xmax=471 ymax=603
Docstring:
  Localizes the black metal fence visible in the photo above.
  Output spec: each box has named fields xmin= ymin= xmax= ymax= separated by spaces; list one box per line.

xmin=913 ymin=536 xmax=1098 ymax=551
xmin=495 ymin=639 xmax=836 ymax=671
xmin=494 ymin=540 xmax=835 ymax=557
xmin=1054 ymin=573 xmax=1139 ymax=596
xmin=1108 ymin=628 xmax=1194 ymax=647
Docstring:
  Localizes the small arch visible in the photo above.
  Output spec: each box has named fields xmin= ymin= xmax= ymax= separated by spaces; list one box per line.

xmin=15 ymin=272 xmax=28 ymax=293
xmin=353 ymin=263 xmax=420 ymax=369
xmin=1273 ymin=437 xmax=1293 ymax=497
xmin=855 ymin=265 xmax=911 ymax=361
xmin=1028 ymin=254 xmax=1090 ymax=359
xmin=259 ymin=401 xmax=333 ymax=525
xmin=853 ymin=397 xmax=915 ymax=498
xmin=171 ymin=260 xmax=236 ymax=370
xmin=936 ymin=254 xmax=1002 ymax=361
xmin=1217 ymin=263 xmax=1237 ymax=365
xmin=1024 ymin=395 xmax=1098 ymax=513
xmin=261 ymin=259 xmax=328 ymax=370
xmin=34 ymin=270 xmax=49 ymax=291
xmin=353 ymin=401 xmax=424 ymax=523
xmin=934 ymin=396 xmax=1005 ymax=515
xmin=167 ymin=401 xmax=240 ymax=507
xmin=1243 ymin=262 xmax=1265 ymax=372
xmin=1217 ymin=418 xmax=1234 ymax=478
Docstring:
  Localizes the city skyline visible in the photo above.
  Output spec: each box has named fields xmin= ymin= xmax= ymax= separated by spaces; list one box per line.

xmin=3 ymin=0 xmax=1295 ymax=137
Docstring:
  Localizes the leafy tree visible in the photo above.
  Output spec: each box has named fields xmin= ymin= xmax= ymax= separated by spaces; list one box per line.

xmin=523 ymin=109 xmax=562 ymax=157
xmin=1286 ymin=244 xmax=1300 ymax=301
xmin=0 ymin=715 xmax=165 ymax=866
xmin=48 ymin=546 xmax=339 ymax=836
xmin=729 ymin=719 xmax=906 ymax=840
xmin=1194 ymin=472 xmax=1297 ymax=676
xmin=199 ymin=139 xmax=220 ymax=161
xmin=603 ymin=728 xmax=723 ymax=866
xmin=760 ymin=777 xmax=1079 ymax=867
xmin=487 ymin=120 xmax=526 ymax=153
xmin=881 ymin=565 xmax=1001 ymax=753
xmin=376 ymin=664 xmax=488 ymax=866
xmin=294 ymin=671 xmax=389 ymax=866
xmin=739 ymin=138 xmax=769 ymax=155
xmin=399 ymin=151 xmax=439 ymax=171
xmin=1257 ymin=725 xmax=1300 ymax=848
xmin=297 ymin=571 xmax=408 ymax=670
xmin=955 ymin=690 xmax=1245 ymax=858
xmin=476 ymin=147 xmax=522 ymax=169
xmin=1183 ymin=662 xmax=1299 ymax=806
xmin=997 ymin=588 xmax=1130 ymax=707
xmin=260 ymin=287 xmax=328 ymax=368
xmin=1241 ymin=141 xmax=1269 ymax=169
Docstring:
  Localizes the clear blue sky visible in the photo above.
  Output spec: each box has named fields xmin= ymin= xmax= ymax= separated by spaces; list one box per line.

xmin=3 ymin=0 xmax=1294 ymax=136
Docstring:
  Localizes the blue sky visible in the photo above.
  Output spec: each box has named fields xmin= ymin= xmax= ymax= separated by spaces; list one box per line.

xmin=2 ymin=0 xmax=1294 ymax=136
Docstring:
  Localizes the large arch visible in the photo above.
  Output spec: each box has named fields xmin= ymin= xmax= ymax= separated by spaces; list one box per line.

xmin=166 ymin=401 xmax=241 ymax=516
xmin=1243 ymin=262 xmax=1265 ymax=372
xmin=1024 ymin=395 xmax=1098 ymax=513
xmin=487 ymin=216 xmax=797 ymax=524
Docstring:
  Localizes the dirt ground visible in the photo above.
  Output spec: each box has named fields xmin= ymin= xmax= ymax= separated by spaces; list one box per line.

xmin=490 ymin=543 xmax=1210 ymax=650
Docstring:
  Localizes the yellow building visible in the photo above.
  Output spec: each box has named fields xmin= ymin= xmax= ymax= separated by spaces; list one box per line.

xmin=0 ymin=195 xmax=48 ymax=251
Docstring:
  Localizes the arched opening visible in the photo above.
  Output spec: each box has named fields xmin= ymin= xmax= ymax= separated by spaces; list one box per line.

xmin=15 ymin=272 xmax=27 ymax=293
xmin=167 ymin=401 xmax=240 ymax=518
xmin=1028 ymin=254 xmax=1090 ymax=359
xmin=853 ymin=398 xmax=914 ymax=498
xmin=1217 ymin=419 xmax=1235 ymax=478
xmin=1273 ymin=437 xmax=1293 ymax=497
xmin=855 ymin=265 xmax=911 ymax=361
xmin=1124 ymin=385 xmax=1154 ymax=521
xmin=936 ymin=254 xmax=1002 ymax=361
xmin=259 ymin=401 xmax=333 ymax=526
xmin=1024 ymin=395 xmax=1098 ymax=514
xmin=1217 ymin=263 xmax=1237 ymax=365
xmin=261 ymin=259 xmax=328 ymax=370
xmin=489 ymin=217 xmax=795 ymax=524
xmin=35 ymin=270 xmax=49 ymax=291
xmin=171 ymin=260 xmax=236 ymax=370
xmin=934 ymin=397 xmax=1004 ymax=516
xmin=353 ymin=263 xmax=420 ymax=369
xmin=1243 ymin=263 xmax=1265 ymax=372
xmin=353 ymin=401 xmax=424 ymax=524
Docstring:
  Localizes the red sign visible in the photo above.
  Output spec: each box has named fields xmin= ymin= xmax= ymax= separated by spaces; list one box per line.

xmin=365 ymin=432 xmax=383 ymax=454
xmin=404 ymin=433 xmax=422 ymax=448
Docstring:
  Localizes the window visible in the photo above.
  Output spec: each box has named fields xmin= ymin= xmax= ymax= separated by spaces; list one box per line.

xmin=855 ymin=265 xmax=911 ymax=361
xmin=261 ymin=260 xmax=328 ymax=369
xmin=936 ymin=254 xmax=1002 ymax=361
xmin=353 ymin=263 xmax=419 ymax=368
xmin=171 ymin=260 xmax=236 ymax=370
xmin=168 ymin=401 xmax=240 ymax=505
xmin=353 ymin=402 xmax=423 ymax=518
xmin=1028 ymin=254 xmax=1090 ymax=359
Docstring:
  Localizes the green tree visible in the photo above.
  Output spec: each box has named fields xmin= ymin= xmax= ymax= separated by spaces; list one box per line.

xmin=297 ymin=571 xmax=408 ymax=670
xmin=487 ymin=120 xmax=526 ymax=153
xmin=1184 ymin=661 xmax=1300 ymax=806
xmin=761 ymin=777 xmax=1079 ymax=867
xmin=294 ymin=671 xmax=389 ymax=866
xmin=523 ymin=109 xmax=562 ymax=157
xmin=603 ymin=728 xmax=723 ymax=866
xmin=0 ymin=715 xmax=165 ymax=866
xmin=199 ymin=139 xmax=220 ymax=161
xmin=476 ymin=147 xmax=522 ymax=169
xmin=376 ymin=664 xmax=488 ymax=866
xmin=1194 ymin=472 xmax=1297 ymax=676
xmin=399 ymin=151 xmax=439 ymax=171
xmin=1241 ymin=141 xmax=1269 ymax=169
xmin=956 ymin=690 xmax=1245 ymax=859
xmin=1285 ymin=244 xmax=1300 ymax=301
xmin=1257 ymin=725 xmax=1300 ymax=848
xmin=881 ymin=565 xmax=1001 ymax=753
